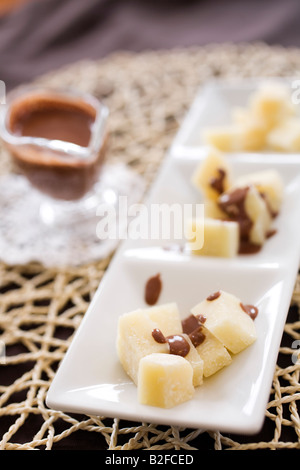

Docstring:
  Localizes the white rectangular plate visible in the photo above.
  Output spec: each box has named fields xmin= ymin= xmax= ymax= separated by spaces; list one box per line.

xmin=47 ymin=80 xmax=300 ymax=434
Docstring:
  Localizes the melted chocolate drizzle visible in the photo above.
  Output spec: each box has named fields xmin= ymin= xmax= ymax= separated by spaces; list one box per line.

xmin=181 ymin=314 xmax=206 ymax=348
xmin=210 ymin=168 xmax=226 ymax=194
xmin=151 ymin=329 xmax=191 ymax=357
xmin=240 ymin=303 xmax=259 ymax=320
xmin=218 ymin=186 xmax=253 ymax=241
xmin=145 ymin=273 xmax=162 ymax=305
xmin=206 ymin=291 xmax=221 ymax=301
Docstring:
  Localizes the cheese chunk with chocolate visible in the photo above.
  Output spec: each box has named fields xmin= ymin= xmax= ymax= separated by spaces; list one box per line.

xmin=182 ymin=314 xmax=232 ymax=377
xmin=192 ymin=148 xmax=232 ymax=200
xmin=234 ymin=169 xmax=284 ymax=216
xmin=218 ymin=185 xmax=272 ymax=246
xmin=195 ymin=325 xmax=232 ymax=377
xmin=116 ymin=303 xmax=181 ymax=384
xmin=138 ymin=353 xmax=195 ymax=408
xmin=186 ymin=217 xmax=239 ymax=258
xmin=191 ymin=290 xmax=257 ymax=354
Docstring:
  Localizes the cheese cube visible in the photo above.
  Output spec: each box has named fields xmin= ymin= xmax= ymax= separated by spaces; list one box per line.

xmin=116 ymin=303 xmax=181 ymax=384
xmin=202 ymin=125 xmax=244 ymax=152
xmin=191 ymin=148 xmax=233 ymax=201
xmin=235 ymin=169 xmax=284 ymax=216
xmin=218 ymin=185 xmax=272 ymax=246
xmin=240 ymin=123 xmax=267 ymax=151
xmin=196 ymin=325 xmax=232 ymax=377
xmin=191 ymin=290 xmax=257 ymax=354
xmin=186 ymin=217 xmax=239 ymax=258
xmin=182 ymin=314 xmax=232 ymax=377
xmin=202 ymin=119 xmax=267 ymax=153
xmin=204 ymin=198 xmax=227 ymax=220
xmin=138 ymin=353 xmax=195 ymax=408
xmin=267 ymin=117 xmax=300 ymax=152
xmin=244 ymin=185 xmax=272 ymax=245
xmin=146 ymin=303 xmax=182 ymax=336
xmin=249 ymin=82 xmax=295 ymax=129
xmin=181 ymin=334 xmax=204 ymax=386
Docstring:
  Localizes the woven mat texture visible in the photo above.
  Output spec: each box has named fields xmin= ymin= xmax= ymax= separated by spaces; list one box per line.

xmin=0 ymin=42 xmax=300 ymax=450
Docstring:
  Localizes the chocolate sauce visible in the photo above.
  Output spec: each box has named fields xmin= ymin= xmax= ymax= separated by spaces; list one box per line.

xmin=210 ymin=168 xmax=226 ymax=194
xmin=6 ymin=93 xmax=107 ymax=201
xmin=266 ymin=228 xmax=277 ymax=239
xmin=167 ymin=334 xmax=190 ymax=357
xmin=238 ymin=241 xmax=261 ymax=255
xmin=152 ymin=328 xmax=166 ymax=344
xmin=188 ymin=327 xmax=206 ymax=347
xmin=145 ymin=273 xmax=162 ymax=306
xmin=206 ymin=291 xmax=221 ymax=301
xmin=181 ymin=314 xmax=202 ymax=334
xmin=240 ymin=303 xmax=259 ymax=320
xmin=218 ymin=187 xmax=253 ymax=240
xmin=11 ymin=99 xmax=94 ymax=146
xmin=151 ymin=329 xmax=190 ymax=357
xmin=181 ymin=314 xmax=206 ymax=348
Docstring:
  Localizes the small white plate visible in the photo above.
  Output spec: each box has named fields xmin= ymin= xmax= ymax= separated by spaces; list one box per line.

xmin=170 ymin=77 xmax=300 ymax=159
xmin=47 ymin=80 xmax=300 ymax=434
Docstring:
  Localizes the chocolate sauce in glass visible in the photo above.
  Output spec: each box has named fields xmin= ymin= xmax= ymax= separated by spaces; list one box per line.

xmin=6 ymin=94 xmax=106 ymax=201
xmin=11 ymin=100 xmax=94 ymax=146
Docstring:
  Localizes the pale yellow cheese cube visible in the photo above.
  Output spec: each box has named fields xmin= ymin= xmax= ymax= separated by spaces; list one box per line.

xmin=146 ymin=303 xmax=182 ymax=336
xmin=192 ymin=148 xmax=233 ymax=201
xmin=267 ymin=117 xmax=300 ymax=152
xmin=235 ymin=169 xmax=284 ymax=216
xmin=196 ymin=325 xmax=232 ymax=377
xmin=244 ymin=185 xmax=272 ymax=245
xmin=186 ymin=217 xmax=239 ymax=258
xmin=249 ymin=82 xmax=295 ymax=129
xmin=191 ymin=290 xmax=257 ymax=354
xmin=202 ymin=125 xmax=244 ymax=152
xmin=232 ymin=107 xmax=268 ymax=150
xmin=239 ymin=121 xmax=268 ymax=151
xmin=117 ymin=303 xmax=181 ymax=385
xmin=202 ymin=120 xmax=267 ymax=152
xmin=204 ymin=198 xmax=227 ymax=220
xmin=181 ymin=334 xmax=204 ymax=387
xmin=138 ymin=353 xmax=195 ymax=408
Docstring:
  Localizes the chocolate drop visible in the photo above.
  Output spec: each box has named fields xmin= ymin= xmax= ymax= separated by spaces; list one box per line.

xmin=210 ymin=168 xmax=226 ymax=194
xmin=240 ymin=303 xmax=259 ymax=320
xmin=151 ymin=328 xmax=166 ymax=343
xmin=166 ymin=334 xmax=190 ymax=357
xmin=145 ymin=273 xmax=162 ymax=306
xmin=206 ymin=291 xmax=221 ymax=301
xmin=188 ymin=327 xmax=206 ymax=347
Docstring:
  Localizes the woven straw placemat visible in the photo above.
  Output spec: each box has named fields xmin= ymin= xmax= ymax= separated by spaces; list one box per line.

xmin=0 ymin=42 xmax=300 ymax=450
